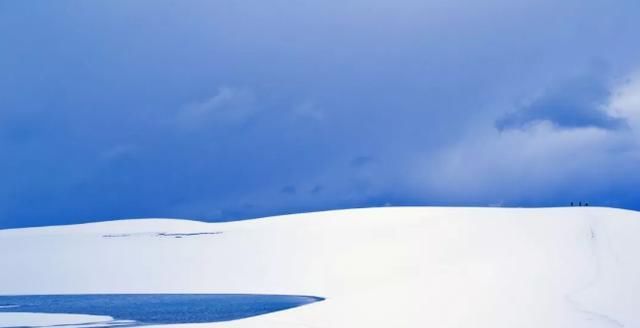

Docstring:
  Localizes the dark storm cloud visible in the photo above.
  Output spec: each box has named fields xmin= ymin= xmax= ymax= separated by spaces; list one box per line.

xmin=496 ymin=72 xmax=627 ymax=131
xmin=1 ymin=0 xmax=640 ymax=228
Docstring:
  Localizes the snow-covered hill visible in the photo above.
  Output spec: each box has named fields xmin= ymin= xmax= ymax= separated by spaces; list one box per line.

xmin=1 ymin=207 xmax=639 ymax=328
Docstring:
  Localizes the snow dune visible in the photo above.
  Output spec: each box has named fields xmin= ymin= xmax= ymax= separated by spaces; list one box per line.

xmin=0 ymin=313 xmax=114 ymax=328
xmin=1 ymin=207 xmax=639 ymax=328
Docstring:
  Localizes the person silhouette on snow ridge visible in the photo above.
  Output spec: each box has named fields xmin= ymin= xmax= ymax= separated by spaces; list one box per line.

xmin=570 ymin=202 xmax=589 ymax=207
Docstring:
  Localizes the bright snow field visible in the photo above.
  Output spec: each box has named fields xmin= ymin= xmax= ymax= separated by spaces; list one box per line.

xmin=1 ymin=207 xmax=639 ymax=328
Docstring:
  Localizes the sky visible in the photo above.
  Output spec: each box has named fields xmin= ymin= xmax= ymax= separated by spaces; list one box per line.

xmin=1 ymin=0 xmax=640 ymax=228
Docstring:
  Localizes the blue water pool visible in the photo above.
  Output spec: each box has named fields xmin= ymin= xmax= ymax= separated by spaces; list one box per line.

xmin=0 ymin=294 xmax=324 ymax=326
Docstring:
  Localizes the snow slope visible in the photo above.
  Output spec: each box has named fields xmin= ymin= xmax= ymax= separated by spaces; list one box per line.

xmin=1 ymin=207 xmax=639 ymax=328
xmin=0 ymin=313 xmax=114 ymax=328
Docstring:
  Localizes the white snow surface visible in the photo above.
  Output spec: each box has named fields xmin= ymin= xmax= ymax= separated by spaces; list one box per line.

xmin=1 ymin=207 xmax=639 ymax=328
xmin=0 ymin=313 xmax=113 ymax=328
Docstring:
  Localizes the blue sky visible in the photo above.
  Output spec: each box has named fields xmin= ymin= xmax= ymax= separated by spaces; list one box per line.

xmin=1 ymin=0 xmax=640 ymax=228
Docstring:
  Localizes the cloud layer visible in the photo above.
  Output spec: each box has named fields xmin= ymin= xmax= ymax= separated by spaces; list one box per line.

xmin=496 ymin=69 xmax=626 ymax=131
xmin=1 ymin=0 xmax=639 ymax=227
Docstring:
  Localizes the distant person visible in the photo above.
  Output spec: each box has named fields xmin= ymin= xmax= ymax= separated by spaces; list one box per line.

xmin=571 ymin=202 xmax=574 ymax=206
xmin=579 ymin=201 xmax=582 ymax=206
